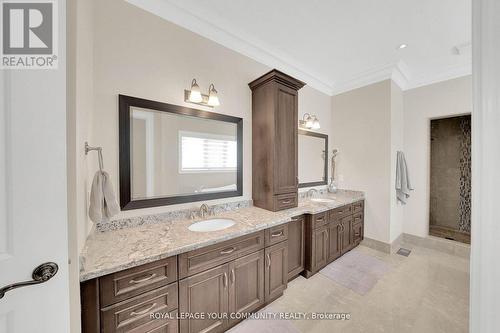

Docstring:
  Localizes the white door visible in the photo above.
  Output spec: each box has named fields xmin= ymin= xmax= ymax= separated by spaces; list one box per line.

xmin=0 ymin=0 xmax=70 ymax=332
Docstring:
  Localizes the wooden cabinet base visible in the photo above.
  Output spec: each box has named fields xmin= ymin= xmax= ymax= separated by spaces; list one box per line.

xmin=303 ymin=201 xmax=365 ymax=279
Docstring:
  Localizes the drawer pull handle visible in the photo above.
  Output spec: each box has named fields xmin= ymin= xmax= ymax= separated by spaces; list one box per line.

xmin=223 ymin=272 xmax=228 ymax=288
xmin=316 ymin=217 xmax=324 ymax=222
xmin=281 ymin=199 xmax=292 ymax=204
xmin=355 ymin=232 xmax=361 ymax=237
xmin=220 ymin=247 xmax=236 ymax=255
xmin=230 ymin=269 xmax=235 ymax=284
xmin=130 ymin=302 xmax=157 ymax=316
xmin=129 ymin=273 xmax=157 ymax=284
xmin=266 ymin=254 xmax=271 ymax=268
xmin=271 ymin=231 xmax=284 ymax=238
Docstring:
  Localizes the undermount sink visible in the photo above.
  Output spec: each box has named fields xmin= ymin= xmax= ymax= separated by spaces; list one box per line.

xmin=188 ymin=218 xmax=236 ymax=232
xmin=310 ymin=198 xmax=337 ymax=203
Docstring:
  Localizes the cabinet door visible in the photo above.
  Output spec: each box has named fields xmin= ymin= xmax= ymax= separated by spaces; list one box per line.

xmin=287 ymin=216 xmax=305 ymax=280
xmin=328 ymin=222 xmax=342 ymax=262
xmin=265 ymin=241 xmax=288 ymax=302
xmin=179 ymin=264 xmax=229 ymax=333
xmin=274 ymin=84 xmax=298 ymax=194
xmin=341 ymin=216 xmax=354 ymax=254
xmin=228 ymin=250 xmax=265 ymax=327
xmin=313 ymin=225 xmax=329 ymax=271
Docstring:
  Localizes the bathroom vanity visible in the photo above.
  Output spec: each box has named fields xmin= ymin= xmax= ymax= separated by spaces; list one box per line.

xmin=80 ymin=69 xmax=363 ymax=332
xmin=80 ymin=196 xmax=364 ymax=333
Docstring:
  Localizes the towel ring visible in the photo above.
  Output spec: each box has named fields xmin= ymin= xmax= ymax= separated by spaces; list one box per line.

xmin=85 ymin=142 xmax=104 ymax=172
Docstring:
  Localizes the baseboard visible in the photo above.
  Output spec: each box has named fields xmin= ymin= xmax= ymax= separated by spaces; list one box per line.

xmin=402 ymin=233 xmax=470 ymax=258
xmin=361 ymin=237 xmax=391 ymax=253
xmin=361 ymin=232 xmax=470 ymax=258
xmin=390 ymin=233 xmax=404 ymax=253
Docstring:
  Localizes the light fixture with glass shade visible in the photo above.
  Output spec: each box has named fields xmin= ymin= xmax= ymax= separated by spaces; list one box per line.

xmin=188 ymin=79 xmax=202 ymax=103
xmin=311 ymin=116 xmax=320 ymax=129
xmin=185 ymin=79 xmax=221 ymax=108
xmin=299 ymin=113 xmax=320 ymax=130
xmin=207 ymin=84 xmax=220 ymax=106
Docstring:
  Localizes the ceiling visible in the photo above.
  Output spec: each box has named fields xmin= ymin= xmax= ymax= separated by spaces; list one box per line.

xmin=128 ymin=0 xmax=471 ymax=95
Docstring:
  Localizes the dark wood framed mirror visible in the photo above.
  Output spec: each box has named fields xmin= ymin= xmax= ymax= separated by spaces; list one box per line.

xmin=119 ymin=95 xmax=243 ymax=210
xmin=298 ymin=129 xmax=328 ymax=188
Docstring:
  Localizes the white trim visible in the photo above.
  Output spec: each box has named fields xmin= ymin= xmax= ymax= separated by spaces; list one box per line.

xmin=332 ymin=61 xmax=471 ymax=95
xmin=331 ymin=62 xmax=396 ymax=95
xmin=125 ymin=0 xmax=334 ymax=95
xmin=127 ymin=0 xmax=472 ymax=96
xmin=0 ymin=70 xmax=11 ymax=259
xmin=131 ymin=110 xmax=155 ymax=197
xmin=470 ymin=0 xmax=500 ymax=331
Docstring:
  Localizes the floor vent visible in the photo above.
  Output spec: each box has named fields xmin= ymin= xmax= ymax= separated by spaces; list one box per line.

xmin=396 ymin=248 xmax=411 ymax=257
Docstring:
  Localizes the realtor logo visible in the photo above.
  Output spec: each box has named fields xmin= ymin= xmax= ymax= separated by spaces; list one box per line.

xmin=1 ymin=0 xmax=57 ymax=69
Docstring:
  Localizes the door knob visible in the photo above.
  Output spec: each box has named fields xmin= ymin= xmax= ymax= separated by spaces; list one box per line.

xmin=0 ymin=262 xmax=58 ymax=300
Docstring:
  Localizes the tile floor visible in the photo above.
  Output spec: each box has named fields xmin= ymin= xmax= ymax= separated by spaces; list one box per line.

xmin=230 ymin=244 xmax=470 ymax=333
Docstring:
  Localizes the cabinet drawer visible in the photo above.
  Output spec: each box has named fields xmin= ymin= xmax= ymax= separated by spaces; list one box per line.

xmin=328 ymin=205 xmax=352 ymax=221
xmin=273 ymin=193 xmax=298 ymax=211
xmin=101 ymin=283 xmax=178 ymax=333
xmin=127 ymin=310 xmax=178 ymax=333
xmin=179 ymin=231 xmax=265 ymax=278
xmin=312 ymin=212 xmax=328 ymax=229
xmin=265 ymin=223 xmax=289 ymax=246
xmin=352 ymin=200 xmax=364 ymax=214
xmin=100 ymin=256 xmax=177 ymax=307
xmin=353 ymin=212 xmax=364 ymax=225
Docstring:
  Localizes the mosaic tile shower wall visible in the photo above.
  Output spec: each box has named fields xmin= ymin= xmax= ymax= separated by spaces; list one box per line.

xmin=458 ymin=116 xmax=471 ymax=233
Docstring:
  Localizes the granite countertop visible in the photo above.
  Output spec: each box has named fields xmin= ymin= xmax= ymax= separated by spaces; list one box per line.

xmin=79 ymin=190 xmax=364 ymax=282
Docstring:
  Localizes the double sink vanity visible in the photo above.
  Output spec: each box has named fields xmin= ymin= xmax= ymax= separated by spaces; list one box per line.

xmin=80 ymin=70 xmax=365 ymax=333
xmin=80 ymin=192 xmax=364 ymax=333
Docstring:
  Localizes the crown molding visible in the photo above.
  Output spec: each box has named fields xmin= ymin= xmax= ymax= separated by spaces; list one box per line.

xmin=126 ymin=0 xmax=472 ymax=97
xmin=332 ymin=60 xmax=471 ymax=95
xmin=331 ymin=61 xmax=412 ymax=95
xmin=404 ymin=62 xmax=472 ymax=90
xmin=126 ymin=0 xmax=335 ymax=95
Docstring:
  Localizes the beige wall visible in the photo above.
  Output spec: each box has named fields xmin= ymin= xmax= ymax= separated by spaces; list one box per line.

xmin=332 ymin=80 xmax=393 ymax=243
xmin=75 ymin=0 xmax=332 ymax=249
xmin=403 ymin=76 xmax=472 ymax=237
xmin=390 ymin=81 xmax=404 ymax=242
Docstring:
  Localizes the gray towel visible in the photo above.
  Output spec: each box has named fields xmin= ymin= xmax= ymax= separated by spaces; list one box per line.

xmin=89 ymin=171 xmax=120 ymax=223
xmin=395 ymin=151 xmax=413 ymax=204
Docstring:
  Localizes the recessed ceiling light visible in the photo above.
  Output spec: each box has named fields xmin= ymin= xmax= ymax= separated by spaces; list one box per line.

xmin=398 ymin=43 xmax=408 ymax=50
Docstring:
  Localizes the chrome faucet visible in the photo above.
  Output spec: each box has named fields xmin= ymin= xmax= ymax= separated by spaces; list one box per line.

xmin=307 ymin=189 xmax=318 ymax=198
xmin=199 ymin=204 xmax=210 ymax=219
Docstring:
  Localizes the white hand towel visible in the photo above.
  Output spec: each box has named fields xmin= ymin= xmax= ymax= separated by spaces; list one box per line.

xmin=102 ymin=171 xmax=120 ymax=218
xmin=88 ymin=171 xmax=120 ymax=223
xmin=395 ymin=151 xmax=413 ymax=204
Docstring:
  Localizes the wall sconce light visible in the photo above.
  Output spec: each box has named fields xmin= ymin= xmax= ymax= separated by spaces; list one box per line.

xmin=299 ymin=113 xmax=320 ymax=130
xmin=184 ymin=79 xmax=221 ymax=107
